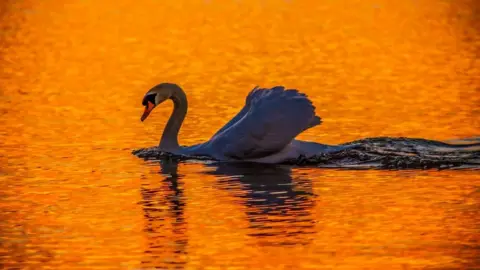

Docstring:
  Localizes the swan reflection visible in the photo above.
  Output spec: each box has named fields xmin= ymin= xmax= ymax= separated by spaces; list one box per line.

xmin=205 ymin=162 xmax=316 ymax=245
xmin=139 ymin=160 xmax=187 ymax=269
xmin=139 ymin=160 xmax=317 ymax=268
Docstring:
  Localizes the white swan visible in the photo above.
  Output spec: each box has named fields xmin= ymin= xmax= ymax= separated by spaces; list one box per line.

xmin=140 ymin=83 xmax=351 ymax=163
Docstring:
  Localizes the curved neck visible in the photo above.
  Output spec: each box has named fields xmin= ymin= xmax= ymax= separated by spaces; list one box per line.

xmin=160 ymin=87 xmax=188 ymax=151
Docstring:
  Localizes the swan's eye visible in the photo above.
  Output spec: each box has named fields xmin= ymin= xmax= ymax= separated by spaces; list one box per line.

xmin=142 ymin=93 xmax=157 ymax=106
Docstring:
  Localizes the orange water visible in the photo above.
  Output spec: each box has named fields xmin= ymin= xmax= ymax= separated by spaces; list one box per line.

xmin=0 ymin=0 xmax=479 ymax=269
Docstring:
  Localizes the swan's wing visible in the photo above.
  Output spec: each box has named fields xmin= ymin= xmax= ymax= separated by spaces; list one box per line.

xmin=304 ymin=115 xmax=322 ymax=131
xmin=211 ymin=86 xmax=260 ymax=138
xmin=212 ymin=86 xmax=321 ymax=138
xmin=208 ymin=86 xmax=321 ymax=159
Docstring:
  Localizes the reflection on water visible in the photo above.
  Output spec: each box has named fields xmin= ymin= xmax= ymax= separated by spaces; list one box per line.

xmin=140 ymin=161 xmax=316 ymax=269
xmin=141 ymin=160 xmax=187 ymax=268
xmin=207 ymin=163 xmax=315 ymax=245
xmin=1 ymin=0 xmax=480 ymax=269
xmin=137 ymin=161 xmax=480 ymax=269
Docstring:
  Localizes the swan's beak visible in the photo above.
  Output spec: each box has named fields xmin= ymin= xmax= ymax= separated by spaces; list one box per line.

xmin=141 ymin=101 xmax=155 ymax=122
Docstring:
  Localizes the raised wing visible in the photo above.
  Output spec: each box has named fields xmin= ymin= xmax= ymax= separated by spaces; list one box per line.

xmin=211 ymin=86 xmax=260 ymax=138
xmin=208 ymin=86 xmax=321 ymax=159
xmin=212 ymin=86 xmax=321 ymax=138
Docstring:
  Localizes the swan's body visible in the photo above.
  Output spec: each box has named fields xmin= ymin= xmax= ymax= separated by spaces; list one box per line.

xmin=140 ymin=83 xmax=351 ymax=163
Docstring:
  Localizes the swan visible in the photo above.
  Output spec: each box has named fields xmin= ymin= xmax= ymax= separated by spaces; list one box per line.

xmin=140 ymin=83 xmax=352 ymax=163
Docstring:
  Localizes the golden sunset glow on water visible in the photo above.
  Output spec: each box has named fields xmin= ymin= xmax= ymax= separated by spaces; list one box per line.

xmin=1 ymin=0 xmax=479 ymax=269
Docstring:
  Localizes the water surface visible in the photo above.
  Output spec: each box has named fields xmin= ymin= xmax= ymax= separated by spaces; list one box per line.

xmin=1 ymin=0 xmax=479 ymax=269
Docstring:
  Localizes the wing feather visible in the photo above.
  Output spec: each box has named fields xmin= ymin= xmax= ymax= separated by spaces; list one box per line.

xmin=210 ymin=86 xmax=260 ymax=138
xmin=208 ymin=86 xmax=321 ymax=159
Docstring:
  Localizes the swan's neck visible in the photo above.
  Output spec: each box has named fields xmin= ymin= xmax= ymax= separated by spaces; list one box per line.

xmin=160 ymin=87 xmax=188 ymax=151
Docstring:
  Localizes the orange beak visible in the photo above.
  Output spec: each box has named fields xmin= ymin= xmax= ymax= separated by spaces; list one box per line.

xmin=141 ymin=101 xmax=155 ymax=122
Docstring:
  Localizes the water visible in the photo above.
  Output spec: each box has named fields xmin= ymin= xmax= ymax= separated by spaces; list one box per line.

xmin=1 ymin=0 xmax=479 ymax=269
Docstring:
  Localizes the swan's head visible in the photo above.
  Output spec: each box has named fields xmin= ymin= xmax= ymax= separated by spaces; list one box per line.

xmin=140 ymin=83 xmax=178 ymax=121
